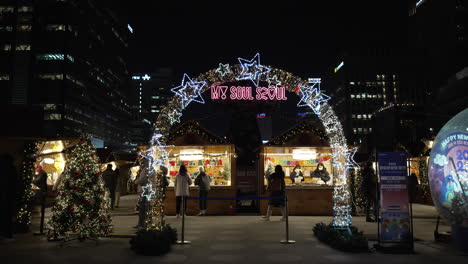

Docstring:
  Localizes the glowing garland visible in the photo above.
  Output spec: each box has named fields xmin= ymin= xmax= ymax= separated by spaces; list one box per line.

xmin=147 ymin=54 xmax=357 ymax=229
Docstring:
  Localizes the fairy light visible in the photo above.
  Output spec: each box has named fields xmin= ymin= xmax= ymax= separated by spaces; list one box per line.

xmin=147 ymin=54 xmax=356 ymax=229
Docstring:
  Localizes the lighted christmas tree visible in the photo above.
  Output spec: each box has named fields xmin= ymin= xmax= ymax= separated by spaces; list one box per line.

xmin=47 ymin=138 xmax=112 ymax=240
xmin=264 ymin=161 xmax=274 ymax=180
xmin=15 ymin=141 xmax=39 ymax=232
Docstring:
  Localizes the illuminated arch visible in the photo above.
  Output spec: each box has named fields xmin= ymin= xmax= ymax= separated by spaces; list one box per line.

xmin=144 ymin=54 xmax=358 ymax=230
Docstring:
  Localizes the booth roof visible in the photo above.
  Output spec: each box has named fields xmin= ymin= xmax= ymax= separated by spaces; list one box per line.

xmin=166 ymin=120 xmax=230 ymax=145
xmin=95 ymin=148 xmax=137 ymax=163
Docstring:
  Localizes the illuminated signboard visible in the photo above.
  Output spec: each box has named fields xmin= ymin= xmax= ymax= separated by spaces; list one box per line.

xmin=211 ymin=85 xmax=287 ymax=101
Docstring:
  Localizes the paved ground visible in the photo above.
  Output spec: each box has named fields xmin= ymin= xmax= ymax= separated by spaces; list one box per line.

xmin=1 ymin=195 xmax=465 ymax=264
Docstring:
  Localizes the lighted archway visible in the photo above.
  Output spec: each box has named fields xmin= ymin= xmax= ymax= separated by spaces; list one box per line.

xmin=144 ymin=54 xmax=358 ymax=229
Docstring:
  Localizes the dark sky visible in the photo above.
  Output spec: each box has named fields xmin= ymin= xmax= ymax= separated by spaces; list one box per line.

xmin=123 ymin=1 xmax=407 ymax=78
xmin=117 ymin=1 xmax=407 ymax=139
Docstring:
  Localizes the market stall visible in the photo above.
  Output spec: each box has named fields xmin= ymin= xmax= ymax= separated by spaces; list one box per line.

xmin=147 ymin=121 xmax=237 ymax=215
xmin=259 ymin=121 xmax=334 ymax=215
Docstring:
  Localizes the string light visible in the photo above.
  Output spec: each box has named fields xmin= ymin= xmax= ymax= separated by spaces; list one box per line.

xmin=146 ymin=54 xmax=357 ymax=229
xmin=267 ymin=75 xmax=282 ymax=88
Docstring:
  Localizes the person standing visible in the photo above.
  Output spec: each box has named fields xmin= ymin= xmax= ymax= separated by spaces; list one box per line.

xmin=102 ymin=164 xmax=117 ymax=210
xmin=289 ymin=164 xmax=304 ymax=184
xmin=194 ymin=166 xmax=211 ymax=216
xmin=361 ymin=161 xmax=378 ymax=222
xmin=408 ymin=173 xmax=419 ymax=203
xmin=134 ymin=162 xmax=149 ymax=229
xmin=114 ymin=167 xmax=121 ymax=208
xmin=0 ymin=154 xmax=19 ymax=239
xmin=262 ymin=165 xmax=286 ymax=221
xmin=174 ymin=164 xmax=192 ymax=218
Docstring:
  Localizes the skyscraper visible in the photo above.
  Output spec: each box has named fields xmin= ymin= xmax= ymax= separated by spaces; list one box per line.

xmin=0 ymin=0 xmax=133 ymax=151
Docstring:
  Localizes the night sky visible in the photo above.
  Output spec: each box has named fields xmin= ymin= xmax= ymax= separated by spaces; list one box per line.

xmin=120 ymin=0 xmax=407 ymax=142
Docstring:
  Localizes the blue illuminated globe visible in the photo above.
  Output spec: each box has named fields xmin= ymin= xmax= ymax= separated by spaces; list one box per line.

xmin=428 ymin=108 xmax=468 ymax=227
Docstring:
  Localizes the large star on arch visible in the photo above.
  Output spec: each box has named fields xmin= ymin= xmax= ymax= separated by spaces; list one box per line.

xmin=297 ymin=81 xmax=331 ymax=115
xmin=345 ymin=147 xmax=360 ymax=174
xmin=237 ymin=53 xmax=271 ymax=87
xmin=166 ymin=109 xmax=182 ymax=125
xmin=215 ymin=63 xmax=232 ymax=77
xmin=171 ymin=74 xmax=206 ymax=109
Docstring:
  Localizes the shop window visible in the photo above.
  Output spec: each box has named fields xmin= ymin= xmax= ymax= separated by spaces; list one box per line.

xmin=0 ymin=74 xmax=10 ymax=80
xmin=16 ymin=45 xmax=31 ymax=51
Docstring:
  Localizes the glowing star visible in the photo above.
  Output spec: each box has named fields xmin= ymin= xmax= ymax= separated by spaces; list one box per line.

xmin=267 ymin=75 xmax=282 ymax=88
xmin=215 ymin=63 xmax=232 ymax=77
xmin=142 ymin=74 xmax=151 ymax=80
xmin=141 ymin=183 xmax=156 ymax=200
xmin=345 ymin=147 xmax=360 ymax=173
xmin=171 ymin=74 xmax=206 ymax=109
xmin=297 ymin=81 xmax=331 ymax=115
xmin=237 ymin=53 xmax=271 ymax=87
xmin=166 ymin=109 xmax=182 ymax=125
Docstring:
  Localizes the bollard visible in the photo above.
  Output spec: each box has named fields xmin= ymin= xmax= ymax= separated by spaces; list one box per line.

xmin=176 ymin=196 xmax=190 ymax=244
xmin=280 ymin=195 xmax=295 ymax=244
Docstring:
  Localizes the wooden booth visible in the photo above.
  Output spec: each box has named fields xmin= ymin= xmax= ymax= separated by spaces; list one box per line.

xmin=259 ymin=121 xmax=334 ymax=215
xmin=148 ymin=121 xmax=237 ymax=215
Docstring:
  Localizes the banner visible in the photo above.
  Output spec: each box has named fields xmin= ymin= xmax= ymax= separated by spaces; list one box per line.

xmin=377 ymin=152 xmax=411 ymax=243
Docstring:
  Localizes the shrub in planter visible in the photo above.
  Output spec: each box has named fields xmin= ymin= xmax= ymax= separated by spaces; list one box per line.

xmin=313 ymin=222 xmax=370 ymax=252
xmin=130 ymin=224 xmax=177 ymax=256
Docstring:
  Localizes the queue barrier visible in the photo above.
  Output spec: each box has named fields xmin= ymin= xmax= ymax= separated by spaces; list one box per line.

xmin=176 ymin=195 xmax=295 ymax=244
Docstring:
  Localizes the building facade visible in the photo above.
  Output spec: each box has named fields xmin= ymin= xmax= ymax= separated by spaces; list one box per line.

xmin=0 ymin=0 xmax=133 ymax=151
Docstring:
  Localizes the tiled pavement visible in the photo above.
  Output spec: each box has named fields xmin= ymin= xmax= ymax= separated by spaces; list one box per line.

xmin=0 ymin=195 xmax=465 ymax=264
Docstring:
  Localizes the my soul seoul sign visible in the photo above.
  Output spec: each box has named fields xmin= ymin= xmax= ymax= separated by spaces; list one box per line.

xmin=144 ymin=53 xmax=358 ymax=231
xmin=211 ymin=85 xmax=288 ymax=101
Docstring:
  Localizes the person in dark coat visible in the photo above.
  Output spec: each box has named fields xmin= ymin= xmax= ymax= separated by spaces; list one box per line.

xmin=361 ymin=161 xmax=378 ymax=222
xmin=102 ymin=164 xmax=117 ymax=210
xmin=32 ymin=165 xmax=48 ymax=205
xmin=289 ymin=164 xmax=304 ymax=184
xmin=311 ymin=162 xmax=331 ymax=184
xmin=408 ymin=173 xmax=419 ymax=203
xmin=0 ymin=154 xmax=19 ymax=239
xmin=262 ymin=165 xmax=286 ymax=221
xmin=194 ymin=166 xmax=211 ymax=216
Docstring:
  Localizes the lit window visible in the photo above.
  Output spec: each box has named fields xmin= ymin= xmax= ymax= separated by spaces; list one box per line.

xmin=0 ymin=6 xmax=14 ymax=13
xmin=132 ymin=76 xmax=140 ymax=80
xmin=151 ymin=110 xmax=157 ymax=113
xmin=16 ymin=45 xmax=31 ymax=51
xmin=45 ymin=24 xmax=66 ymax=31
xmin=353 ymin=128 xmax=357 ymax=134
xmin=356 ymin=94 xmax=361 ymax=99
xmin=352 ymin=114 xmax=356 ymax=118
xmin=38 ymin=74 xmax=63 ymax=80
xmin=44 ymin=113 xmax=62 ymax=120
xmin=358 ymin=128 xmax=363 ymax=133
xmin=43 ymin=104 xmax=56 ymax=110
xmin=363 ymin=128 xmax=368 ymax=133
xmin=357 ymin=115 xmax=362 ymax=119
xmin=0 ymin=74 xmax=10 ymax=80
xmin=3 ymin=44 xmax=11 ymax=51
xmin=18 ymin=25 xmax=32 ymax=31
xmin=37 ymin=54 xmax=64 ymax=60
xmin=0 ymin=26 xmax=13 ymax=32
xmin=369 ymin=127 xmax=373 ymax=132
xmin=350 ymin=94 xmax=355 ymax=98
xmin=349 ymin=81 xmax=355 ymax=85
xmin=18 ymin=6 xmax=33 ymax=12
xmin=152 ymin=96 xmax=160 ymax=99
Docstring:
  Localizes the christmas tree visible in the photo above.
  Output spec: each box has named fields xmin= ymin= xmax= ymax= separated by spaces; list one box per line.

xmin=47 ymin=138 xmax=112 ymax=240
xmin=264 ymin=161 xmax=274 ymax=180
xmin=16 ymin=141 xmax=39 ymax=232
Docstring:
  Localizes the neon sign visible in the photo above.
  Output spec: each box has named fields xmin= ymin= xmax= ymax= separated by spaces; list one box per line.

xmin=211 ymin=85 xmax=287 ymax=101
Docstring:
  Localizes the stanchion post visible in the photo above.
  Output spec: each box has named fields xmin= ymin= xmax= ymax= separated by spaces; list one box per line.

xmin=280 ymin=195 xmax=295 ymax=244
xmin=176 ymin=196 xmax=191 ymax=244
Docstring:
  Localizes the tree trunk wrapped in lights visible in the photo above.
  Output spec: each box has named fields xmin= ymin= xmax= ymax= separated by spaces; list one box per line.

xmin=46 ymin=138 xmax=112 ymax=240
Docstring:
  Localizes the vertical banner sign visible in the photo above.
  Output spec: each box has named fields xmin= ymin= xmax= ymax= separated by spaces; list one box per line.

xmin=377 ymin=152 xmax=411 ymax=242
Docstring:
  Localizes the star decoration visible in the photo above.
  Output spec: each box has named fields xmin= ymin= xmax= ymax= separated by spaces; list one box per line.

xmin=267 ymin=75 xmax=282 ymax=88
xmin=215 ymin=63 xmax=232 ymax=77
xmin=237 ymin=53 xmax=271 ymax=87
xmin=297 ymin=80 xmax=331 ymax=115
xmin=142 ymin=74 xmax=151 ymax=80
xmin=345 ymin=147 xmax=360 ymax=173
xmin=142 ymin=183 xmax=156 ymax=200
xmin=166 ymin=109 xmax=182 ymax=125
xmin=171 ymin=74 xmax=206 ymax=109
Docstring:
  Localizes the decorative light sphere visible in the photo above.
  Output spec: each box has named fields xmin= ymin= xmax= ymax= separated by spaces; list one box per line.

xmin=428 ymin=108 xmax=468 ymax=226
